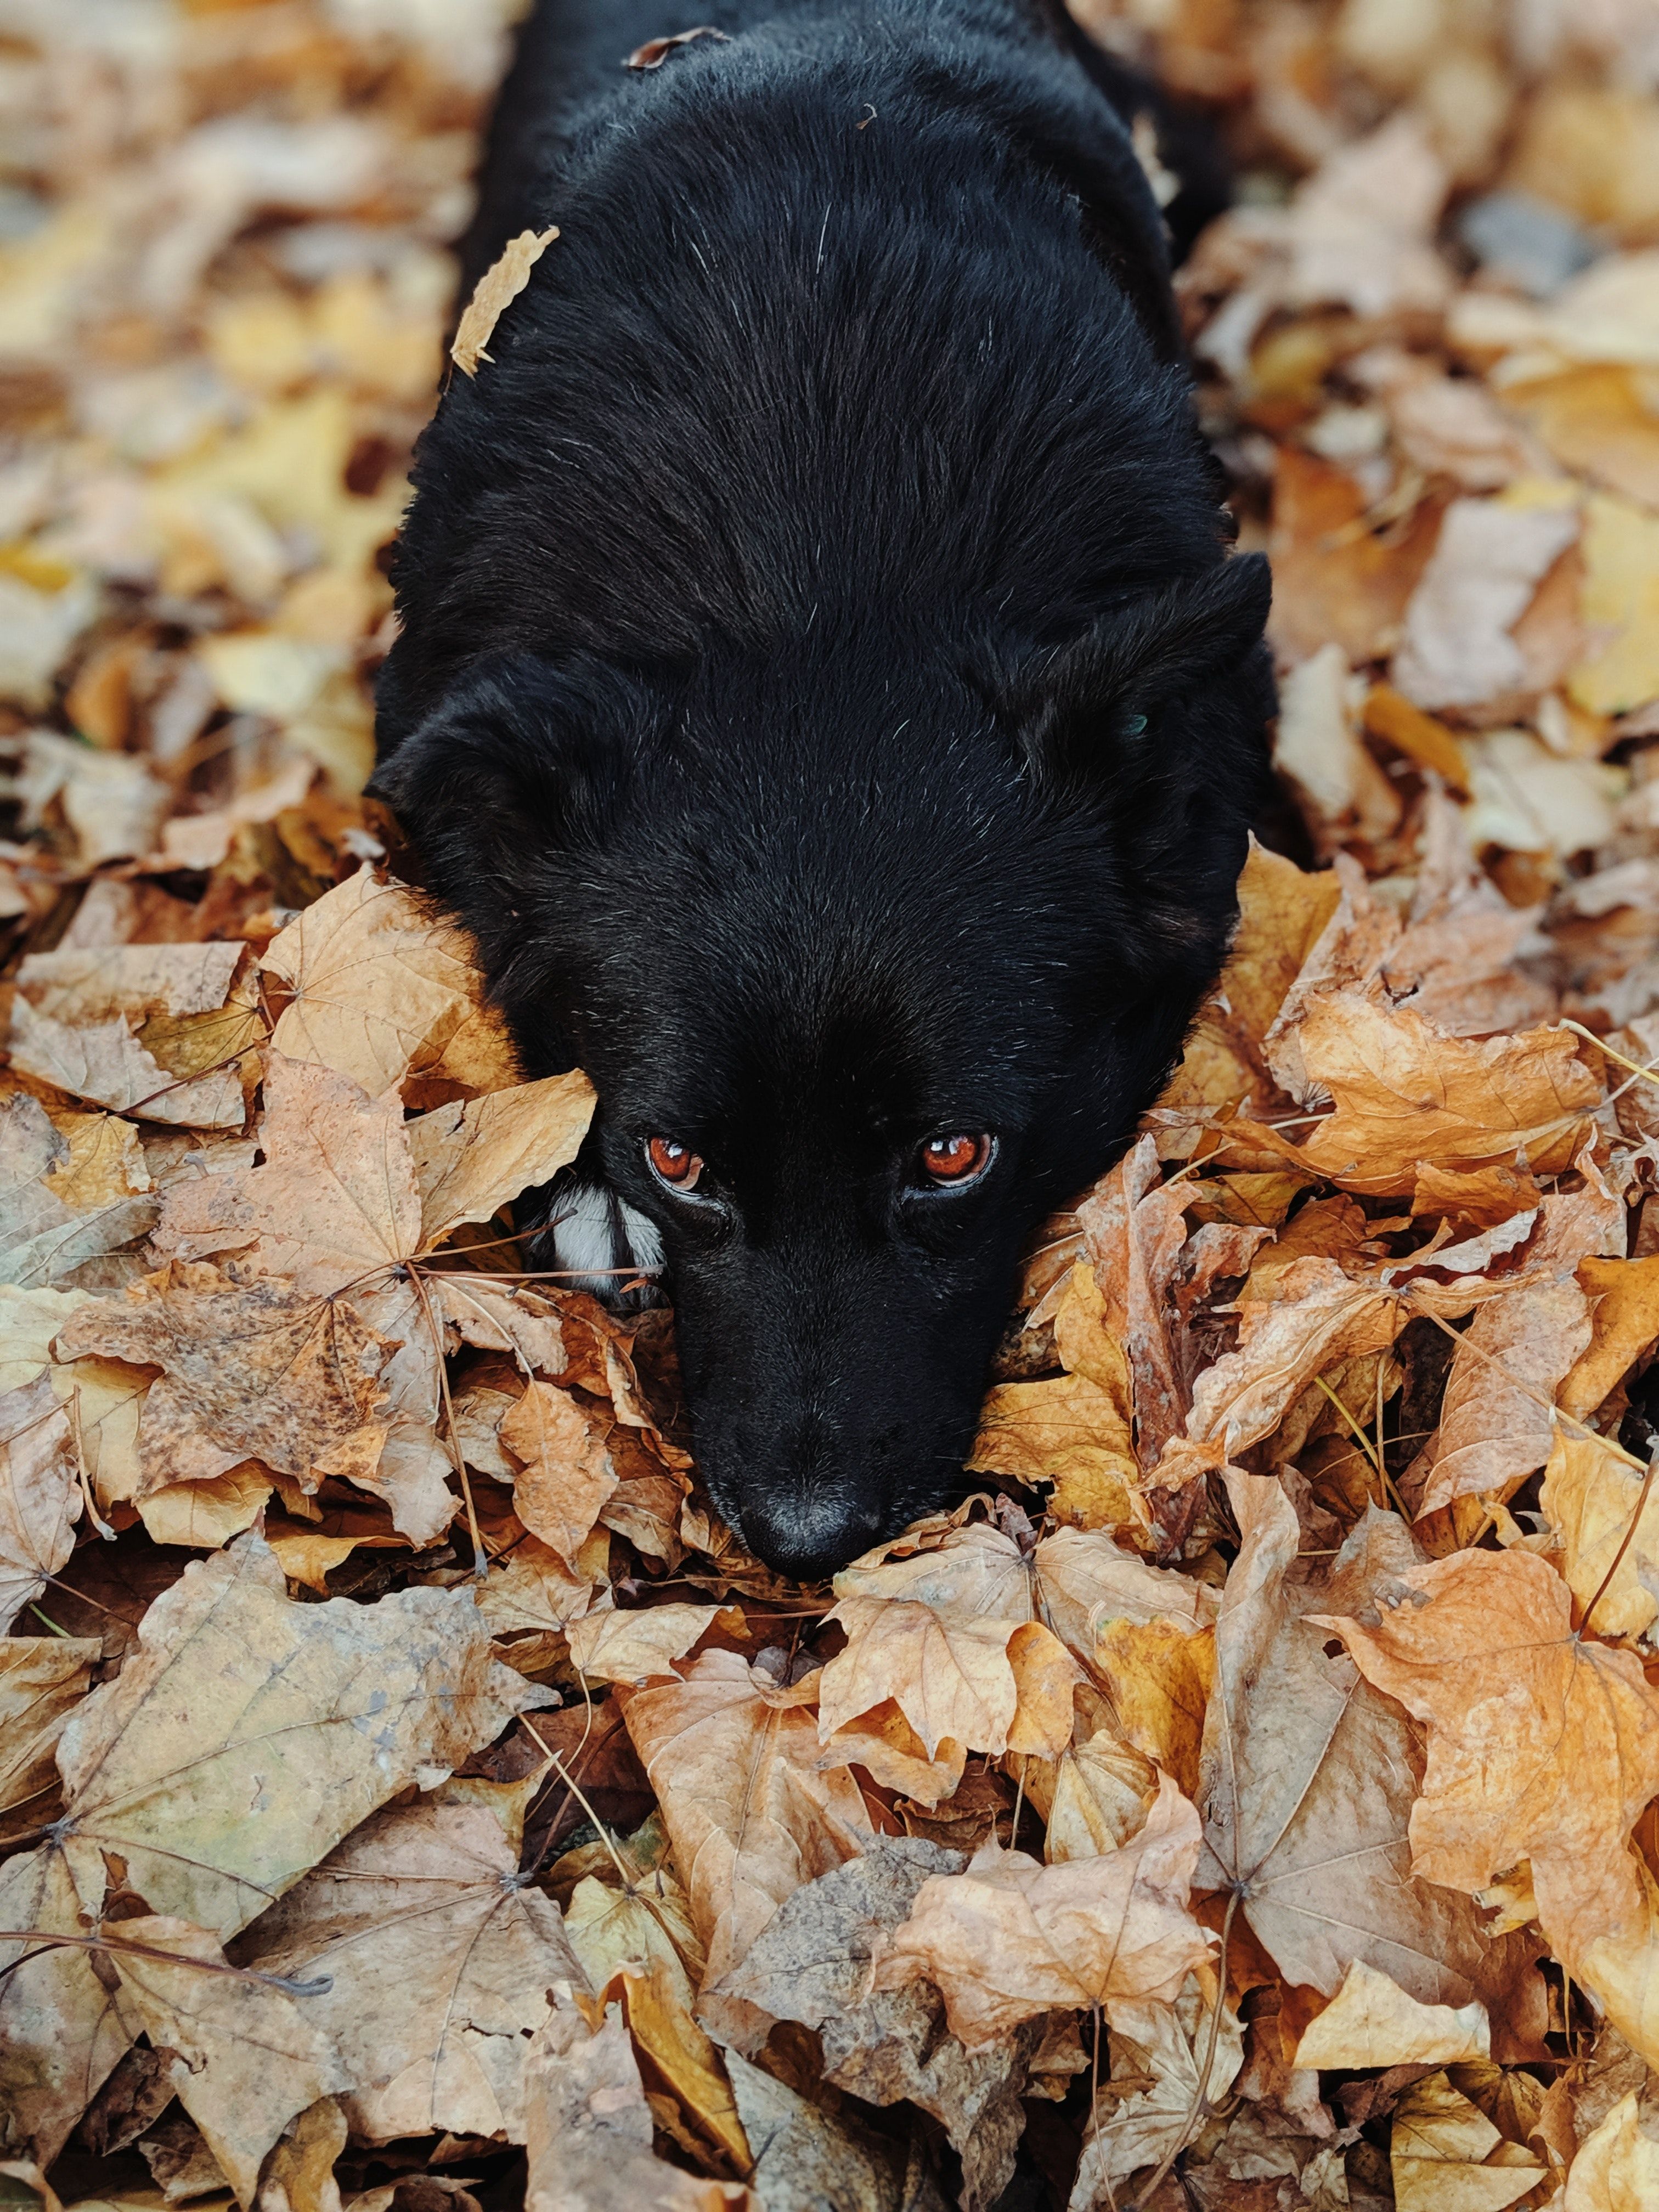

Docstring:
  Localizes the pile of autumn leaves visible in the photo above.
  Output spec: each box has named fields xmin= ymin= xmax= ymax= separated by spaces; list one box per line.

xmin=8 ymin=825 xmax=1659 ymax=2210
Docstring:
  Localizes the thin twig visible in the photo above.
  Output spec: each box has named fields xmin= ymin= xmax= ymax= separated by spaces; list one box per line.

xmin=1580 ymin=1445 xmax=1659 ymax=1639
xmin=0 ymin=1927 xmax=331 ymax=1997
xmin=407 ymin=1263 xmax=486 ymax=1578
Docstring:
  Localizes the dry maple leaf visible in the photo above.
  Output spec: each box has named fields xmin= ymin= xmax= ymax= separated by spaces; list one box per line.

xmin=1541 ymin=1427 xmax=1659 ymax=1638
xmin=9 ymin=998 xmax=247 ymax=1128
xmin=150 ymin=1052 xmax=419 ymax=1292
xmin=15 ymin=941 xmax=244 ymax=1025
xmin=450 ymin=227 xmax=559 ymax=377
xmin=235 ymin=1796 xmax=586 ymax=2144
xmin=1070 ymin=1974 xmax=1245 ymax=2200
xmin=0 ymin=1634 xmax=96 ymax=1843
xmin=1314 ymin=1547 xmax=1659 ymax=2021
xmin=725 ymin=2049 xmax=905 ymax=2212
xmin=588 ymin=1958 xmax=751 ymax=2177
xmin=49 ymin=1530 xmax=541 ymax=1937
xmin=1389 ymin=2071 xmax=1545 ymax=2212
xmin=259 ymin=868 xmax=515 ymax=1098
xmin=54 ymin=1260 xmax=395 ymax=1496
xmin=966 ymin=1368 xmax=1139 ymax=1532
xmin=1291 ymin=995 xmax=1600 ymax=1194
xmin=499 ymin=1378 xmax=618 ymax=1566
xmin=1293 ymin=1959 xmax=1491 ymax=2070
xmin=619 ymin=1648 xmax=873 ymax=2053
xmin=523 ymin=1994 xmax=755 ymax=2212
xmin=0 ymin=1843 xmax=136 ymax=2166
xmin=405 ymin=1069 xmax=594 ymax=1246
xmin=1198 ymin=1476 xmax=1546 ymax=2038
xmin=1076 ymin=1133 xmax=1192 ymax=1469
xmin=1562 ymin=1254 xmax=1659 ymax=1420
xmin=1 ymin=1096 xmax=155 ymax=1291
xmin=564 ymin=1600 xmax=727 ymax=1686
xmin=0 ymin=1372 xmax=79 ymax=1632
xmin=870 ymin=1771 xmax=1214 ymax=2050
xmin=108 ymin=1913 xmax=346 ymax=2204
xmin=1564 ymin=2090 xmax=1659 ymax=2210
xmin=819 ymin=1595 xmax=1039 ymax=1762
xmin=1407 ymin=1276 xmax=1592 ymax=1516
xmin=716 ymin=1838 xmax=1039 ymax=2212
xmin=1187 ymin=1255 xmax=1407 ymax=1457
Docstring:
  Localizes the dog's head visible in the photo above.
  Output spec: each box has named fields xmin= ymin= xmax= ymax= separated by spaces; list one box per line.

xmin=374 ymin=556 xmax=1271 ymax=1576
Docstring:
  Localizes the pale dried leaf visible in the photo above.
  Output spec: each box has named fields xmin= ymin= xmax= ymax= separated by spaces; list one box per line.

xmin=0 ymin=1372 xmax=79 ymax=1632
xmin=450 ymin=228 xmax=558 ymax=377
xmin=237 ymin=1798 xmax=585 ymax=2144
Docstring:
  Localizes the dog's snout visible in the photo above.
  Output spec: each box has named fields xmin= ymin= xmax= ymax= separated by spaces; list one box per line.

xmin=740 ymin=1487 xmax=883 ymax=1583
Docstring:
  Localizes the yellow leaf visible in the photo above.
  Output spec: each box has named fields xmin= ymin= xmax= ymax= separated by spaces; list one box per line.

xmin=1570 ymin=493 xmax=1659 ymax=716
xmin=1294 ymin=1959 xmax=1490 ymax=2069
xmin=1564 ymin=2090 xmax=1659 ymax=2211
xmin=1390 ymin=2073 xmax=1545 ymax=2212
xmin=451 ymin=228 xmax=560 ymax=376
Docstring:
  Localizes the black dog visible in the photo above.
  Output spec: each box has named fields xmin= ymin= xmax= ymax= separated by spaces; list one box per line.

xmin=373 ymin=0 xmax=1273 ymax=1579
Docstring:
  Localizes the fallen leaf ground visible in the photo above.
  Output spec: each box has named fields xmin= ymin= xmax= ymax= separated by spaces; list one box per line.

xmin=4 ymin=3 xmax=1659 ymax=2209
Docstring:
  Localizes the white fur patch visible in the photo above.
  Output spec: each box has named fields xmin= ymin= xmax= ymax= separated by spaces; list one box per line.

xmin=546 ymin=1179 xmax=663 ymax=1297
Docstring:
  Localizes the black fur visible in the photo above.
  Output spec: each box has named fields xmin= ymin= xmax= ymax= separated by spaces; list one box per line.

xmin=374 ymin=0 xmax=1273 ymax=1579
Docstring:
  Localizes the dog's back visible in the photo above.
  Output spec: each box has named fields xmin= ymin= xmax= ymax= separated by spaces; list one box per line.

xmin=375 ymin=0 xmax=1272 ymax=1576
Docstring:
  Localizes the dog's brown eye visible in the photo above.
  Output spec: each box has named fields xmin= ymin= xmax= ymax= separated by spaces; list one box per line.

xmin=646 ymin=1136 xmax=703 ymax=1190
xmin=920 ymin=1132 xmax=992 ymax=1185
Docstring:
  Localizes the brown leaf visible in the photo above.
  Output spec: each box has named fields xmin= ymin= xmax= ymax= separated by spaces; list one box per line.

xmin=0 ymin=1372 xmax=80 ymax=1632
xmin=1562 ymin=2089 xmax=1659 ymax=2210
xmin=108 ymin=1914 xmax=345 ymax=2205
xmin=871 ymin=1771 xmax=1213 ymax=2049
xmin=9 ymin=997 xmax=245 ymax=1127
xmin=1562 ymin=1255 xmax=1659 ymax=1421
xmin=236 ymin=1796 xmax=585 ymax=2144
xmin=1268 ymin=445 xmax=1440 ymax=665
xmin=0 ymin=1843 xmax=135 ymax=2166
xmin=450 ymin=228 xmax=559 ymax=378
xmin=1293 ymin=995 xmax=1600 ymax=1194
xmin=499 ymin=1380 xmax=617 ymax=1567
xmin=16 ymin=943 xmax=243 ymax=1026
xmin=150 ymin=1053 xmax=418 ymax=1294
xmin=46 ymin=1530 xmax=542 ymax=1938
xmin=819 ymin=1596 xmax=1024 ymax=1762
xmin=965 ymin=1369 xmax=1139 ymax=1531
xmin=1389 ymin=2072 xmax=1545 ymax=2212
xmin=1 ymin=1096 xmax=155 ymax=1291
xmin=1199 ymin=1476 xmax=1546 ymax=2035
xmin=1541 ymin=1427 xmax=1659 ymax=1639
xmin=0 ymin=1634 xmax=97 ymax=1843
xmin=522 ymin=1995 xmax=754 ymax=2212
xmin=724 ymin=2051 xmax=899 ymax=2212
xmin=1294 ymin=1960 xmax=1491 ymax=2070
xmin=620 ymin=1650 xmax=873 ymax=2052
xmin=1071 ymin=1973 xmax=1244 ymax=2198
xmin=55 ymin=1262 xmax=395 ymax=1496
xmin=565 ymin=1602 xmax=728 ymax=1686
xmin=259 ymin=870 xmax=516 ymax=1099
xmin=1316 ymin=1547 xmax=1659 ymax=2045
xmin=405 ymin=1071 xmax=595 ymax=1248
xmin=1187 ymin=1255 xmax=1406 ymax=1457
xmin=1407 ymin=1276 xmax=1592 ymax=1516
xmin=714 ymin=1838 xmax=1037 ymax=2212
xmin=1077 ymin=1133 xmax=1192 ymax=1469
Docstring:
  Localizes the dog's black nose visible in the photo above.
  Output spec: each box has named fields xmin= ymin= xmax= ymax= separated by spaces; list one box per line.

xmin=739 ymin=1491 xmax=884 ymax=1583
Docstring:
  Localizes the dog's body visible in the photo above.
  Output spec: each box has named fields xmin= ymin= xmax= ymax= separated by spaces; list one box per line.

xmin=374 ymin=0 xmax=1273 ymax=1578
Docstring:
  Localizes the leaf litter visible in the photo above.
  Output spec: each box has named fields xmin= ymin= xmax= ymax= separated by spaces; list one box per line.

xmin=9 ymin=2 xmax=1659 ymax=2209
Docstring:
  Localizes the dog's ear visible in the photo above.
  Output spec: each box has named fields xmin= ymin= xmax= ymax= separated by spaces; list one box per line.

xmin=369 ymin=652 xmax=662 ymax=910
xmin=1008 ymin=552 xmax=1272 ymax=791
